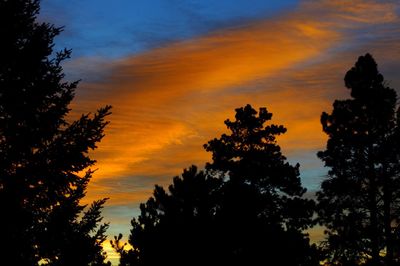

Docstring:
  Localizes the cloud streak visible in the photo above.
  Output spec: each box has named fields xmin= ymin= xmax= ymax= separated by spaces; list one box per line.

xmin=70 ymin=0 xmax=400 ymax=208
xmin=74 ymin=0 xmax=345 ymax=190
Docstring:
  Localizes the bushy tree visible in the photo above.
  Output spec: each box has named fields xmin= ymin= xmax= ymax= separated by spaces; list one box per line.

xmin=204 ymin=104 xmax=317 ymax=265
xmin=119 ymin=105 xmax=319 ymax=266
xmin=115 ymin=166 xmax=221 ymax=266
xmin=317 ymin=53 xmax=400 ymax=265
xmin=0 ymin=0 xmax=111 ymax=265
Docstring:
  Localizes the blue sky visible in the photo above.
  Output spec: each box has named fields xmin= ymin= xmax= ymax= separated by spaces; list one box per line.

xmin=41 ymin=0 xmax=298 ymax=58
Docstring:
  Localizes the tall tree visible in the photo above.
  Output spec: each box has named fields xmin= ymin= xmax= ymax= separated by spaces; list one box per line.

xmin=0 ymin=0 xmax=111 ymax=265
xmin=317 ymin=53 xmax=400 ymax=265
xmin=204 ymin=104 xmax=317 ymax=265
xmin=118 ymin=105 xmax=319 ymax=266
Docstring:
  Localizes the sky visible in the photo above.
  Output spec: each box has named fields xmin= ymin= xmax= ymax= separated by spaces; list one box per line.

xmin=40 ymin=0 xmax=400 ymax=264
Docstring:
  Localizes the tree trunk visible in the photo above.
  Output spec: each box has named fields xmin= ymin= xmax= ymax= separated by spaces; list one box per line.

xmin=383 ymin=173 xmax=393 ymax=266
xmin=370 ymin=189 xmax=380 ymax=265
xmin=369 ymin=154 xmax=380 ymax=265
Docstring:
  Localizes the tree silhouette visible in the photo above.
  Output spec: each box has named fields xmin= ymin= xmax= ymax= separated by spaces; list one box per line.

xmin=118 ymin=105 xmax=319 ymax=265
xmin=317 ymin=54 xmax=400 ymax=265
xmin=0 ymin=0 xmax=111 ymax=265
xmin=204 ymin=104 xmax=318 ymax=265
xmin=115 ymin=166 xmax=222 ymax=266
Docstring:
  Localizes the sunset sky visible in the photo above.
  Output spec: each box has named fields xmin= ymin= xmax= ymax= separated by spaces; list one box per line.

xmin=40 ymin=0 xmax=400 ymax=263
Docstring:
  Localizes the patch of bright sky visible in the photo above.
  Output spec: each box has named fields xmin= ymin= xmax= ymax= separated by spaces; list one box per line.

xmin=287 ymin=151 xmax=326 ymax=192
xmin=40 ymin=0 xmax=298 ymax=58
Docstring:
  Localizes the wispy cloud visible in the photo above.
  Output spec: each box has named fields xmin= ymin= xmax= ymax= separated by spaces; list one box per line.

xmin=71 ymin=1 xmax=400 ymax=210
xmin=74 ymin=1 xmax=341 ymax=187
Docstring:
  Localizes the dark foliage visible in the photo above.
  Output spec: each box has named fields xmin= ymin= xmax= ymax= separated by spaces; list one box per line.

xmin=114 ymin=166 xmax=222 ymax=266
xmin=204 ymin=104 xmax=318 ymax=265
xmin=118 ymin=105 xmax=319 ymax=266
xmin=0 ymin=0 xmax=111 ymax=265
xmin=317 ymin=54 xmax=400 ymax=265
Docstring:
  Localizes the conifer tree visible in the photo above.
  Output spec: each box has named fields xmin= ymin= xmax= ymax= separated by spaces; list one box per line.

xmin=118 ymin=105 xmax=319 ymax=266
xmin=204 ymin=104 xmax=317 ymax=265
xmin=114 ymin=166 xmax=221 ymax=266
xmin=0 ymin=0 xmax=111 ymax=264
xmin=317 ymin=54 xmax=400 ymax=265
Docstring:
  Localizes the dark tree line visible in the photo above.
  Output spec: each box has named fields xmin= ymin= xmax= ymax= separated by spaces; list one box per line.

xmin=113 ymin=105 xmax=320 ymax=266
xmin=3 ymin=0 xmax=400 ymax=266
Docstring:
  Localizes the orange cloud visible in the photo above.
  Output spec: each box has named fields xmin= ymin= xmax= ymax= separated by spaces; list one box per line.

xmin=67 ymin=0 xmax=400 ymax=225
xmin=73 ymin=4 xmax=343 ymax=184
xmin=315 ymin=0 xmax=398 ymax=25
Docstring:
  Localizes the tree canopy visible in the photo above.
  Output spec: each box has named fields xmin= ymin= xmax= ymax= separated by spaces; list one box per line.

xmin=204 ymin=104 xmax=317 ymax=265
xmin=117 ymin=105 xmax=319 ymax=266
xmin=114 ymin=166 xmax=221 ymax=266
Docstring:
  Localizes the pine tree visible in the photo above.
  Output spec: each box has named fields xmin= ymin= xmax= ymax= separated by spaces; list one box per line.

xmin=118 ymin=105 xmax=319 ymax=266
xmin=0 ymin=0 xmax=111 ymax=264
xmin=204 ymin=104 xmax=317 ymax=265
xmin=317 ymin=54 xmax=400 ymax=265
xmin=114 ymin=166 xmax=221 ymax=266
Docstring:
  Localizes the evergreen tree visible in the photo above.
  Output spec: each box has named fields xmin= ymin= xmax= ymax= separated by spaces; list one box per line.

xmin=317 ymin=54 xmax=400 ymax=265
xmin=0 ymin=0 xmax=111 ymax=265
xmin=118 ymin=105 xmax=319 ymax=266
xmin=115 ymin=166 xmax=221 ymax=266
xmin=204 ymin=104 xmax=317 ymax=265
